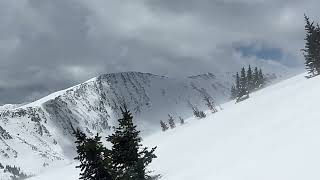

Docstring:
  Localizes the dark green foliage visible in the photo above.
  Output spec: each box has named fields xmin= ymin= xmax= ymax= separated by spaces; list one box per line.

xmin=107 ymin=107 xmax=157 ymax=180
xmin=247 ymin=65 xmax=254 ymax=92
xmin=303 ymin=14 xmax=320 ymax=76
xmin=73 ymin=129 xmax=113 ymax=180
xmin=168 ymin=114 xmax=176 ymax=129
xmin=73 ymin=106 xmax=157 ymax=180
xmin=231 ymin=66 xmax=266 ymax=101
xmin=160 ymin=120 xmax=169 ymax=131
xmin=239 ymin=67 xmax=248 ymax=97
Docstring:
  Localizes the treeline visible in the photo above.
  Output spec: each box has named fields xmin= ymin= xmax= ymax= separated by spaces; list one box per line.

xmin=230 ymin=65 xmax=265 ymax=100
xmin=303 ymin=15 xmax=320 ymax=77
xmin=73 ymin=106 xmax=158 ymax=180
xmin=2 ymin=164 xmax=29 ymax=180
xmin=160 ymin=97 xmax=219 ymax=131
xmin=160 ymin=115 xmax=185 ymax=131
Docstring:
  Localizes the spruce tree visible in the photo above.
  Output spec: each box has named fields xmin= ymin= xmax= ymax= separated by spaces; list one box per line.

xmin=239 ymin=67 xmax=248 ymax=97
xmin=160 ymin=120 xmax=169 ymax=131
xmin=74 ymin=129 xmax=113 ymax=180
xmin=303 ymin=14 xmax=317 ymax=75
xmin=168 ymin=114 xmax=176 ymax=129
xmin=253 ymin=67 xmax=259 ymax=89
xmin=315 ymin=23 xmax=320 ymax=73
xmin=236 ymin=72 xmax=240 ymax=94
xmin=179 ymin=116 xmax=185 ymax=125
xmin=230 ymin=85 xmax=237 ymax=99
xmin=107 ymin=107 xmax=157 ymax=180
xmin=203 ymin=96 xmax=218 ymax=113
xmin=258 ymin=69 xmax=264 ymax=87
xmin=192 ymin=106 xmax=206 ymax=118
xmin=247 ymin=65 xmax=253 ymax=92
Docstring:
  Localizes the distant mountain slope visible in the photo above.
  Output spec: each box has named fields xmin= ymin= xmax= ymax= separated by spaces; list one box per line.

xmin=0 ymin=71 xmax=239 ymax=179
xmin=27 ymin=72 xmax=320 ymax=180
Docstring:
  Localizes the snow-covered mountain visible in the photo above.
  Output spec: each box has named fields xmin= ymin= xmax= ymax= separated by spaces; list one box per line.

xmin=26 ymin=72 xmax=320 ymax=180
xmin=0 ymin=71 xmax=242 ymax=179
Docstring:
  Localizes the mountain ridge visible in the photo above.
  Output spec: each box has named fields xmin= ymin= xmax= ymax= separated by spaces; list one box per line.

xmin=0 ymin=71 xmax=238 ymax=179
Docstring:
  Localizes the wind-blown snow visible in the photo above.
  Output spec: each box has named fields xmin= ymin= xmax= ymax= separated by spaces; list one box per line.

xmin=28 ymin=73 xmax=320 ymax=179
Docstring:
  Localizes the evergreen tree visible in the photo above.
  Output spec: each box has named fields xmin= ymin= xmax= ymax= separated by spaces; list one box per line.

xmin=303 ymin=14 xmax=317 ymax=75
xmin=230 ymin=85 xmax=237 ymax=99
xmin=179 ymin=116 xmax=185 ymax=125
xmin=160 ymin=120 xmax=169 ymax=131
xmin=198 ymin=111 xmax=206 ymax=118
xmin=107 ymin=107 xmax=157 ymax=180
xmin=238 ymin=67 xmax=248 ymax=97
xmin=192 ymin=107 xmax=206 ymax=118
xmin=247 ymin=65 xmax=254 ymax=91
xmin=203 ymin=96 xmax=218 ymax=113
xmin=315 ymin=23 xmax=320 ymax=72
xmin=253 ymin=67 xmax=259 ymax=89
xmin=74 ymin=129 xmax=113 ymax=180
xmin=168 ymin=114 xmax=176 ymax=129
xmin=236 ymin=72 xmax=240 ymax=94
xmin=258 ymin=68 xmax=264 ymax=87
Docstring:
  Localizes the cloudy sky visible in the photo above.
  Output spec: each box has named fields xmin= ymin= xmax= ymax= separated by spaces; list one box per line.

xmin=0 ymin=0 xmax=317 ymax=104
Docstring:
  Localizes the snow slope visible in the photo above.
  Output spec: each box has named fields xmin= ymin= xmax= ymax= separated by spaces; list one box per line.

xmin=28 ymin=73 xmax=320 ymax=179
xmin=0 ymin=71 xmax=238 ymax=179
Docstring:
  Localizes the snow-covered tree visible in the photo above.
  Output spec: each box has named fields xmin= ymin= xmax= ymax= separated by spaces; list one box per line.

xmin=168 ymin=114 xmax=176 ymax=129
xmin=230 ymin=85 xmax=237 ymax=100
xmin=192 ymin=107 xmax=206 ymax=119
xmin=239 ymin=67 xmax=248 ymax=97
xmin=203 ymin=96 xmax=218 ymax=113
xmin=253 ymin=67 xmax=259 ymax=88
xmin=247 ymin=65 xmax=254 ymax=92
xmin=160 ymin=120 xmax=169 ymax=131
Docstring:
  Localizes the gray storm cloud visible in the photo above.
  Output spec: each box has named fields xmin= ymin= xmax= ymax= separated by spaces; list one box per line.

xmin=0 ymin=0 xmax=316 ymax=104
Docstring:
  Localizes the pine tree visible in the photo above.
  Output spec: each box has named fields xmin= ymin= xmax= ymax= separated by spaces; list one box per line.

xmin=74 ymin=129 xmax=113 ymax=180
xmin=253 ymin=67 xmax=259 ymax=89
xmin=199 ymin=111 xmax=206 ymax=118
xmin=168 ymin=114 xmax=176 ymax=129
xmin=258 ymin=68 xmax=264 ymax=87
xmin=160 ymin=120 xmax=169 ymax=131
xmin=238 ymin=67 xmax=248 ymax=97
xmin=107 ymin=107 xmax=157 ymax=180
xmin=192 ymin=106 xmax=206 ymax=118
xmin=203 ymin=96 xmax=218 ymax=113
xmin=179 ymin=116 xmax=185 ymax=125
xmin=303 ymin=14 xmax=317 ymax=75
xmin=315 ymin=23 xmax=320 ymax=73
xmin=230 ymin=85 xmax=237 ymax=99
xmin=247 ymin=65 xmax=254 ymax=92
xmin=236 ymin=72 xmax=240 ymax=94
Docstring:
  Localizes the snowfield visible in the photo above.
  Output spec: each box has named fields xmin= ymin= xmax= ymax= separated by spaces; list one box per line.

xmin=29 ymin=73 xmax=320 ymax=180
